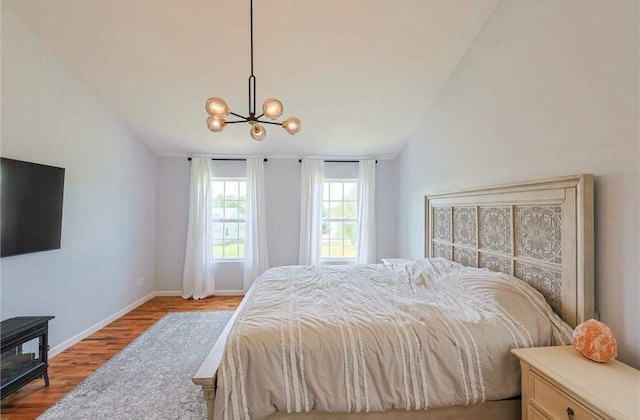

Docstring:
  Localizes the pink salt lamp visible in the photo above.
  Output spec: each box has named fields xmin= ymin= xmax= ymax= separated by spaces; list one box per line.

xmin=572 ymin=319 xmax=617 ymax=363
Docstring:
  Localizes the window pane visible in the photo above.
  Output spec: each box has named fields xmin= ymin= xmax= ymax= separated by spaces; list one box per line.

xmin=330 ymin=221 xmax=344 ymax=239
xmin=329 ymin=202 xmax=343 ymax=219
xmin=224 ymin=203 xmax=239 ymax=219
xmin=344 ymin=183 xmax=357 ymax=200
xmin=344 ymin=241 xmax=357 ymax=258
xmin=321 ymin=239 xmax=331 ymax=257
xmin=225 ymin=243 xmax=239 ymax=258
xmin=329 ymin=239 xmax=343 ymax=257
xmin=225 ymin=181 xmax=239 ymax=200
xmin=239 ymin=222 xmax=246 ymax=240
xmin=344 ymin=221 xmax=357 ymax=241
xmin=321 ymin=222 xmax=330 ymax=238
xmin=239 ymin=182 xmax=246 ymax=200
xmin=221 ymin=240 xmax=228 ymax=258
xmin=238 ymin=241 xmax=245 ymax=258
xmin=223 ymin=222 xmax=237 ymax=240
xmin=323 ymin=183 xmax=329 ymax=200
xmin=322 ymin=202 xmax=330 ymax=219
xmin=329 ymin=182 xmax=343 ymax=201
xmin=233 ymin=243 xmax=241 ymax=258
xmin=238 ymin=200 xmax=247 ymax=218
xmin=213 ymin=201 xmax=225 ymax=219
xmin=212 ymin=222 xmax=224 ymax=239
xmin=212 ymin=182 xmax=225 ymax=199
xmin=213 ymin=243 xmax=224 ymax=259
xmin=343 ymin=201 xmax=357 ymax=219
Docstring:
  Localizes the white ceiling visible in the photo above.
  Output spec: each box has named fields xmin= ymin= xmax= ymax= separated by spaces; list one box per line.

xmin=6 ymin=0 xmax=498 ymax=158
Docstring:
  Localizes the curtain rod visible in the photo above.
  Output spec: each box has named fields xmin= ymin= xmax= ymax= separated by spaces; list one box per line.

xmin=298 ymin=159 xmax=378 ymax=163
xmin=186 ymin=158 xmax=375 ymax=163
xmin=187 ymin=158 xmax=268 ymax=162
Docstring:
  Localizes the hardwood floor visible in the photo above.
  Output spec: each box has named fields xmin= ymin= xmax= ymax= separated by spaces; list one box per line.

xmin=0 ymin=296 xmax=242 ymax=420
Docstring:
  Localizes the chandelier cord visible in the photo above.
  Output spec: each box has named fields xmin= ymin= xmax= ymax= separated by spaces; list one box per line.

xmin=248 ymin=0 xmax=256 ymax=117
xmin=250 ymin=0 xmax=254 ymax=77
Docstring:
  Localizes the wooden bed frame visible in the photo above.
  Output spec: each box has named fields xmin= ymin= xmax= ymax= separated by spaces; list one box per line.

xmin=194 ymin=174 xmax=594 ymax=419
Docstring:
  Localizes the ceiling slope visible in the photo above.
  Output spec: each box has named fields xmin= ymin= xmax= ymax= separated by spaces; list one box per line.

xmin=6 ymin=0 xmax=498 ymax=158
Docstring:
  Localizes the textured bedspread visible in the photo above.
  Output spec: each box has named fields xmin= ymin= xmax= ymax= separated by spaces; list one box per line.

xmin=215 ymin=258 xmax=573 ymax=420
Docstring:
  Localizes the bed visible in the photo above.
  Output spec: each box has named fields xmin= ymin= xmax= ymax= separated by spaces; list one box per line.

xmin=194 ymin=174 xmax=594 ymax=420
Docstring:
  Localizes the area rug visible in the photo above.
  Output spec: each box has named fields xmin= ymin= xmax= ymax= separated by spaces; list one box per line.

xmin=39 ymin=311 xmax=233 ymax=420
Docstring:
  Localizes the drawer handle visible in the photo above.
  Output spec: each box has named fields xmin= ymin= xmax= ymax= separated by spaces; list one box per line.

xmin=567 ymin=407 xmax=575 ymax=419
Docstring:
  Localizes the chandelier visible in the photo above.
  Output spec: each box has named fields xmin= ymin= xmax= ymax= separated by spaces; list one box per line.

xmin=205 ymin=0 xmax=301 ymax=141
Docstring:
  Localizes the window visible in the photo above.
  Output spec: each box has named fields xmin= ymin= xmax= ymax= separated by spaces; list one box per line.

xmin=212 ymin=178 xmax=246 ymax=259
xmin=321 ymin=180 xmax=358 ymax=260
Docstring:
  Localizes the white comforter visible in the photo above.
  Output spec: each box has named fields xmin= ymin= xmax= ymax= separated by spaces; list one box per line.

xmin=215 ymin=258 xmax=573 ymax=420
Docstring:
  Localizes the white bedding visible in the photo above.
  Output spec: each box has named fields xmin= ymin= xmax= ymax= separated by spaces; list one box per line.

xmin=215 ymin=258 xmax=573 ymax=420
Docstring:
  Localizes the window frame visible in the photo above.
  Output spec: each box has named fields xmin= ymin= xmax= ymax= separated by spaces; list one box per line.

xmin=320 ymin=178 xmax=359 ymax=264
xmin=211 ymin=177 xmax=247 ymax=262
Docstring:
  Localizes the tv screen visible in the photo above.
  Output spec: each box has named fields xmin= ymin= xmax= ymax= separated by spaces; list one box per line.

xmin=1 ymin=158 xmax=65 ymax=257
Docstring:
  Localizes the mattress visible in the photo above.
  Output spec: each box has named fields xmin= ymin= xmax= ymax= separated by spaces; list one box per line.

xmin=215 ymin=258 xmax=573 ymax=420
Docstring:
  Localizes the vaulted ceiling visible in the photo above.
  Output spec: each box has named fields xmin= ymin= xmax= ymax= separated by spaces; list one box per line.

xmin=6 ymin=0 xmax=498 ymax=158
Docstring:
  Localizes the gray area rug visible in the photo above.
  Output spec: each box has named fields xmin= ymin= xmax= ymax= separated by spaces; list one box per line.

xmin=39 ymin=311 xmax=233 ymax=420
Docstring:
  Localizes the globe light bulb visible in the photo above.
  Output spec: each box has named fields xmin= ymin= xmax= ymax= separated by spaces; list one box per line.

xmin=282 ymin=117 xmax=301 ymax=135
xmin=262 ymin=98 xmax=283 ymax=120
xmin=206 ymin=115 xmax=226 ymax=132
xmin=250 ymin=123 xmax=266 ymax=141
xmin=205 ymin=97 xmax=230 ymax=117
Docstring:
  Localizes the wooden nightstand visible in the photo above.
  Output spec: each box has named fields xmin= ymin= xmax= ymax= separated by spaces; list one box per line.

xmin=381 ymin=258 xmax=412 ymax=265
xmin=511 ymin=346 xmax=640 ymax=420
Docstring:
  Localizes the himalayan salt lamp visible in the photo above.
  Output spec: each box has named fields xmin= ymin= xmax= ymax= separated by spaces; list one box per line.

xmin=572 ymin=319 xmax=617 ymax=363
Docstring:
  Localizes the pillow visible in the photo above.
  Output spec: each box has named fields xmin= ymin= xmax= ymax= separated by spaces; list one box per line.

xmin=572 ymin=319 xmax=617 ymax=363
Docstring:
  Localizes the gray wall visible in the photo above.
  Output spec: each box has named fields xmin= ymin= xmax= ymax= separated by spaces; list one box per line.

xmin=155 ymin=158 xmax=397 ymax=291
xmin=1 ymin=11 xmax=157 ymax=350
xmin=396 ymin=0 xmax=639 ymax=367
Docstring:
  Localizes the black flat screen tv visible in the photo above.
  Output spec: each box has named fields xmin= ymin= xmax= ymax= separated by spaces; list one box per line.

xmin=1 ymin=158 xmax=65 ymax=257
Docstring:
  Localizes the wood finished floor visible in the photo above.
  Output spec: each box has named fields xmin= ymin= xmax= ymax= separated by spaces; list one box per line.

xmin=0 ymin=296 xmax=242 ymax=420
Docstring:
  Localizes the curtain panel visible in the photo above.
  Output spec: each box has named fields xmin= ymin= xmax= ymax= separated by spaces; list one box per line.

xmin=182 ymin=158 xmax=216 ymax=299
xmin=299 ymin=159 xmax=324 ymax=265
xmin=357 ymin=159 xmax=376 ymax=264
xmin=243 ymin=158 xmax=269 ymax=291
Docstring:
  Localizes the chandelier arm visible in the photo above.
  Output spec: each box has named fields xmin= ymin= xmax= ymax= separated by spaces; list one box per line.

xmin=229 ymin=112 xmax=248 ymax=120
xmin=256 ymin=113 xmax=264 ymax=119
xmin=258 ymin=120 xmax=285 ymax=126
xmin=225 ymin=120 xmax=250 ymax=124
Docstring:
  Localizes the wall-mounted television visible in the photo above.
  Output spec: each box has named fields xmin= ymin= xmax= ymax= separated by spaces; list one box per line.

xmin=1 ymin=158 xmax=65 ymax=257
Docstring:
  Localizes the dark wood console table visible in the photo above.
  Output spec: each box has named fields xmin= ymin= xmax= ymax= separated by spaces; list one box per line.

xmin=1 ymin=316 xmax=54 ymax=399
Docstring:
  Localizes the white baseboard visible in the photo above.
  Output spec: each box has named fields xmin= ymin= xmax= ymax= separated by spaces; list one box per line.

xmin=154 ymin=290 xmax=182 ymax=296
xmin=49 ymin=289 xmax=244 ymax=358
xmin=215 ymin=290 xmax=245 ymax=296
xmin=49 ymin=291 xmax=156 ymax=357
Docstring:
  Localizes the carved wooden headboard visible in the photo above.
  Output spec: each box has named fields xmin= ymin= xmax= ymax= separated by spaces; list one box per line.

xmin=424 ymin=175 xmax=594 ymax=327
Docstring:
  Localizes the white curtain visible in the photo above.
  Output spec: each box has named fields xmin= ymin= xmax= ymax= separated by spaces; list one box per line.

xmin=182 ymin=158 xmax=216 ymax=299
xmin=243 ymin=158 xmax=269 ymax=292
xmin=357 ymin=159 xmax=376 ymax=264
xmin=299 ymin=159 xmax=324 ymax=265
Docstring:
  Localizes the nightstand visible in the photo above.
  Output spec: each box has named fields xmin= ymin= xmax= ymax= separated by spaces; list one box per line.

xmin=381 ymin=258 xmax=413 ymax=265
xmin=511 ymin=345 xmax=640 ymax=420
